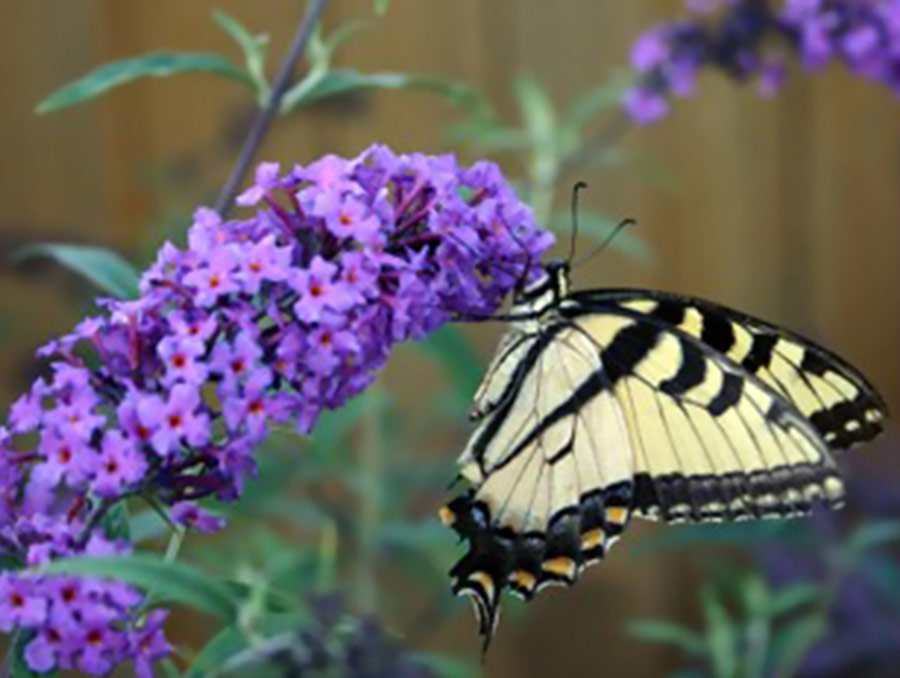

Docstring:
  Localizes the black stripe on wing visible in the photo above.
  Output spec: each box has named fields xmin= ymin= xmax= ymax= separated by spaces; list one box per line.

xmin=559 ymin=308 xmax=845 ymax=524
xmin=565 ymin=288 xmax=888 ymax=450
xmin=441 ymin=480 xmax=633 ymax=654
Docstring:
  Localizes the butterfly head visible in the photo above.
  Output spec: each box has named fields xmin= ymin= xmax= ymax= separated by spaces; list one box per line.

xmin=512 ymin=259 xmax=570 ymax=316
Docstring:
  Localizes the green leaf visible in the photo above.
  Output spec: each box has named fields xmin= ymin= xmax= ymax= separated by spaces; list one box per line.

xmin=627 ymin=620 xmax=707 ymax=656
xmin=767 ymin=614 xmax=827 ymax=678
xmin=701 ymin=586 xmax=737 ymax=678
xmin=14 ymin=243 xmax=140 ymax=299
xmin=100 ymin=501 xmax=131 ymax=541
xmin=41 ymin=555 xmax=240 ymax=619
xmin=550 ymin=209 xmax=652 ymax=263
xmin=374 ymin=0 xmax=391 ymax=16
xmin=184 ymin=625 xmax=246 ymax=678
xmin=847 ymin=520 xmax=900 ymax=555
xmin=447 ymin=118 xmax=529 ymax=152
xmin=213 ymin=9 xmax=269 ymax=98
xmin=36 ymin=52 xmax=253 ymax=113
xmin=282 ymin=69 xmax=485 ymax=115
xmin=514 ymin=75 xmax=556 ymax=152
xmin=414 ymin=325 xmax=482 ymax=403
xmin=765 ymin=582 xmax=820 ymax=618
xmin=564 ymin=75 xmax=631 ymax=134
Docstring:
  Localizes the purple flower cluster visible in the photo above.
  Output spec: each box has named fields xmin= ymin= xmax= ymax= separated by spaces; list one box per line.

xmin=0 ymin=145 xmax=552 ymax=674
xmin=624 ymin=0 xmax=900 ymax=124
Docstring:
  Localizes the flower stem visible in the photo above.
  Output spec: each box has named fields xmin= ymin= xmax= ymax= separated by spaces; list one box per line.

xmin=356 ymin=389 xmax=384 ymax=614
xmin=164 ymin=526 xmax=187 ymax=563
xmin=214 ymin=0 xmax=330 ymax=216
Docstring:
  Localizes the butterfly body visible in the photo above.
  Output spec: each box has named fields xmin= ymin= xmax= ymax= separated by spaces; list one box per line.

xmin=442 ymin=261 xmax=887 ymax=650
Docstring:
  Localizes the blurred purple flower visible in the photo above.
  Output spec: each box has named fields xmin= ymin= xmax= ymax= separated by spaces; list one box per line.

xmin=759 ymin=468 xmax=900 ymax=677
xmin=623 ymin=0 xmax=900 ymax=123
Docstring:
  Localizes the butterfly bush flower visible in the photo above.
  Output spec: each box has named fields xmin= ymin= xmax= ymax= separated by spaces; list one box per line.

xmin=624 ymin=0 xmax=900 ymax=124
xmin=0 ymin=144 xmax=553 ymax=674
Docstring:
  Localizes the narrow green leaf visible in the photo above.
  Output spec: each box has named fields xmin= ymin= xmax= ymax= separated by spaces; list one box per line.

xmin=514 ymin=75 xmax=556 ymax=150
xmin=447 ymin=118 xmax=529 ymax=152
xmin=213 ymin=10 xmax=269 ymax=96
xmin=36 ymin=52 xmax=253 ymax=113
xmin=322 ymin=22 xmax=369 ymax=65
xmin=414 ymin=325 xmax=482 ymax=403
xmin=41 ymin=555 xmax=240 ymax=619
xmin=847 ymin=520 xmax=900 ymax=555
xmin=184 ymin=625 xmax=247 ymax=678
xmin=564 ymin=75 xmax=631 ymax=133
xmin=701 ymin=586 xmax=737 ymax=678
xmin=374 ymin=0 xmax=391 ymax=16
xmin=14 ymin=243 xmax=140 ymax=299
xmin=627 ymin=620 xmax=707 ymax=656
xmin=550 ymin=209 xmax=652 ymax=263
xmin=767 ymin=614 xmax=827 ymax=678
xmin=765 ymin=582 xmax=820 ymax=618
xmin=282 ymin=69 xmax=485 ymax=115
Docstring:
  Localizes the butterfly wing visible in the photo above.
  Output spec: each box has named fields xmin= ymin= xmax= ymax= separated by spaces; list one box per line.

xmin=443 ymin=289 xmax=886 ymax=650
xmin=444 ymin=322 xmax=635 ymax=651
xmin=569 ymin=288 xmax=888 ymax=450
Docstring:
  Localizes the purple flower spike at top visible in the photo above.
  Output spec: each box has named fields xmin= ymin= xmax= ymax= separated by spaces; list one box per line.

xmin=623 ymin=0 xmax=900 ymax=124
xmin=0 ymin=144 xmax=553 ymax=674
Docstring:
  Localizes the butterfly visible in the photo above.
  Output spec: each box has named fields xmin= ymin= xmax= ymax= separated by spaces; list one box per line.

xmin=439 ymin=214 xmax=888 ymax=652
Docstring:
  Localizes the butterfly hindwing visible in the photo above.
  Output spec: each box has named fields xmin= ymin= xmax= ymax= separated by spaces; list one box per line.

xmin=446 ymin=323 xmax=636 ymax=652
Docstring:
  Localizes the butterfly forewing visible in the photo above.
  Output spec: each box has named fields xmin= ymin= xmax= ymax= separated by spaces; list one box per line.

xmin=571 ymin=289 xmax=888 ymax=450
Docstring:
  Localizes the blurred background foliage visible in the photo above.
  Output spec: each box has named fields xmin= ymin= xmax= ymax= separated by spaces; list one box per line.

xmin=1 ymin=1 xmax=898 ymax=676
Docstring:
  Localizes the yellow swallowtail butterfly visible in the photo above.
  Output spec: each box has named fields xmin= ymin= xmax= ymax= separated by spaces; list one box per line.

xmin=440 ymin=252 xmax=887 ymax=651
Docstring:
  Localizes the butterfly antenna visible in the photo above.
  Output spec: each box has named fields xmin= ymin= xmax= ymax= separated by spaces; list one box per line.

xmin=573 ymin=217 xmax=637 ymax=268
xmin=568 ymin=181 xmax=588 ymax=265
